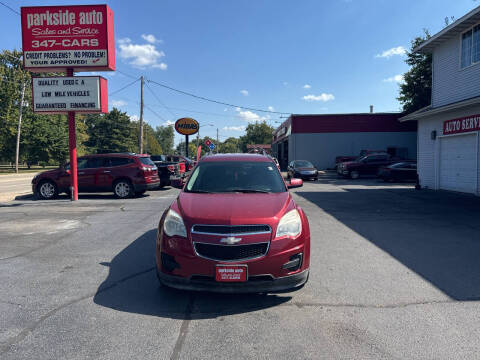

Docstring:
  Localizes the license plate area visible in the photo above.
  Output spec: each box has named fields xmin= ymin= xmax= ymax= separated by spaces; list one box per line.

xmin=215 ymin=264 xmax=248 ymax=282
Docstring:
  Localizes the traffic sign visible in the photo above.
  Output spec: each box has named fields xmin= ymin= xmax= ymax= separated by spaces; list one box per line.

xmin=209 ymin=143 xmax=215 ymax=150
xmin=204 ymin=138 xmax=212 ymax=147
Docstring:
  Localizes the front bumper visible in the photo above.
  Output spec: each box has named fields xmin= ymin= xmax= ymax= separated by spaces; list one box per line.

xmin=295 ymin=172 xmax=318 ymax=180
xmin=157 ymin=268 xmax=309 ymax=293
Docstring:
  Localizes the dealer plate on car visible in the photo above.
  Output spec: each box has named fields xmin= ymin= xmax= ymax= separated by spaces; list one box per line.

xmin=215 ymin=265 xmax=247 ymax=282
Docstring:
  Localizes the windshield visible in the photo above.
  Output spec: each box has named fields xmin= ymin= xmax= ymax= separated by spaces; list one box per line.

xmin=185 ymin=161 xmax=286 ymax=193
xmin=295 ymin=160 xmax=314 ymax=168
xmin=139 ymin=157 xmax=155 ymax=166
xmin=150 ymin=155 xmax=166 ymax=162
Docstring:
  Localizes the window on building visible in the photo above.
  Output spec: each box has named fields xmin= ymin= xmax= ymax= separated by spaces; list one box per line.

xmin=461 ymin=25 xmax=480 ymax=68
xmin=473 ymin=25 xmax=480 ymax=63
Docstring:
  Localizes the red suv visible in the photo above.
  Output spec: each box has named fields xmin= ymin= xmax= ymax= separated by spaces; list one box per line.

xmin=32 ymin=153 xmax=160 ymax=199
xmin=156 ymin=154 xmax=310 ymax=293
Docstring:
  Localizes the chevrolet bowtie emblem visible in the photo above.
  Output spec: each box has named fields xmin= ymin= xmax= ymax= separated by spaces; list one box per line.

xmin=220 ymin=236 xmax=242 ymax=245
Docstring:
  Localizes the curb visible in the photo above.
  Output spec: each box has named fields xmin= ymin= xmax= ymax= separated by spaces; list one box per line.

xmin=0 ymin=192 xmax=33 ymax=203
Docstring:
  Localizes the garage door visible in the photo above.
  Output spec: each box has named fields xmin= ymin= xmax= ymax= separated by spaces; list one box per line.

xmin=439 ymin=133 xmax=477 ymax=194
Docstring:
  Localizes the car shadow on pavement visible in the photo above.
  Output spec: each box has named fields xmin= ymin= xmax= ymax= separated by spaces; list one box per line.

xmin=93 ymin=229 xmax=292 ymax=320
xmin=316 ymin=171 xmax=415 ymax=187
xmin=295 ymin=188 xmax=480 ymax=301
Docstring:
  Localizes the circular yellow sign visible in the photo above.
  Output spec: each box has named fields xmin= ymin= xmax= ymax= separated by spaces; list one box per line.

xmin=175 ymin=117 xmax=199 ymax=135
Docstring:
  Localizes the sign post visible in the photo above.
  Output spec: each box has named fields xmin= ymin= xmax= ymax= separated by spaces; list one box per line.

xmin=67 ymin=68 xmax=77 ymax=200
xmin=21 ymin=5 xmax=114 ymax=201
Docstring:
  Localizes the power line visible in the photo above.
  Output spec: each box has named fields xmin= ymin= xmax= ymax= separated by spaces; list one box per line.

xmin=0 ymin=1 xmax=20 ymax=15
xmin=145 ymin=83 xmax=178 ymax=119
xmin=108 ymin=77 xmax=140 ymax=96
xmin=144 ymin=104 xmax=168 ymax=123
xmin=115 ymin=69 xmax=139 ymax=80
xmin=146 ymin=78 xmax=291 ymax=115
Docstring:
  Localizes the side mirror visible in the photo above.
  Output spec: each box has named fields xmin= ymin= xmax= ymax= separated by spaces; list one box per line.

xmin=287 ymin=178 xmax=303 ymax=188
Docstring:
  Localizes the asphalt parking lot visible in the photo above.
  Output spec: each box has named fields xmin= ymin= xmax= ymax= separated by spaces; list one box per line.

xmin=2 ymin=173 xmax=480 ymax=359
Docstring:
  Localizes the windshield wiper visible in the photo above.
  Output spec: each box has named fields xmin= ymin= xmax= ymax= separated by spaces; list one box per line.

xmin=227 ymin=189 xmax=270 ymax=193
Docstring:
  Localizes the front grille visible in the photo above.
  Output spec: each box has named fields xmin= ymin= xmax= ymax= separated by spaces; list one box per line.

xmin=194 ymin=242 xmax=269 ymax=261
xmin=192 ymin=224 xmax=271 ymax=235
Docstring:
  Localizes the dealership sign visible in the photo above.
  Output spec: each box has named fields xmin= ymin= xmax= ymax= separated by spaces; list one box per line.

xmin=32 ymin=76 xmax=108 ymax=113
xmin=21 ymin=5 xmax=115 ymax=71
xmin=443 ymin=114 xmax=480 ymax=135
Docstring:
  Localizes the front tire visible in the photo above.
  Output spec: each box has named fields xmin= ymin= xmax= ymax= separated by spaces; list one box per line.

xmin=113 ymin=179 xmax=134 ymax=198
xmin=36 ymin=180 xmax=58 ymax=200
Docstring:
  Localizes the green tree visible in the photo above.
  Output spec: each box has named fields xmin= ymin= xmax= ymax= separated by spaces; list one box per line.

xmin=143 ymin=123 xmax=163 ymax=155
xmin=398 ymin=31 xmax=432 ymax=114
xmin=84 ymin=108 xmax=137 ymax=153
xmin=239 ymin=121 xmax=274 ymax=152
xmin=219 ymin=137 xmax=240 ymax=153
xmin=0 ymin=49 xmax=30 ymax=162
xmin=0 ymin=50 xmax=89 ymax=166
xmin=175 ymin=140 xmax=197 ymax=158
xmin=155 ymin=125 xmax=174 ymax=154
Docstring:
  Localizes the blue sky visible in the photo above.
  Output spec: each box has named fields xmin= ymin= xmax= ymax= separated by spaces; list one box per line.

xmin=1 ymin=0 xmax=478 ymax=145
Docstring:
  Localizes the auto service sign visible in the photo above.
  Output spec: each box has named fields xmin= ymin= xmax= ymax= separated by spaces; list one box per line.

xmin=21 ymin=5 xmax=115 ymax=72
xmin=175 ymin=118 xmax=199 ymax=135
xmin=443 ymin=114 xmax=480 ymax=135
xmin=32 ymin=76 xmax=108 ymax=113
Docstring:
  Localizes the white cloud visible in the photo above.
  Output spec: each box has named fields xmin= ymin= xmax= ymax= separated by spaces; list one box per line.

xmin=223 ymin=108 xmax=228 ymax=112
xmin=283 ymin=81 xmax=288 ymax=86
xmin=235 ymin=108 xmax=268 ymax=122
xmin=268 ymin=106 xmax=275 ymax=111
xmin=303 ymin=84 xmax=311 ymax=89
xmin=153 ymin=63 xmax=168 ymax=70
xmin=375 ymin=46 xmax=407 ymax=59
xmin=302 ymin=93 xmax=335 ymax=102
xmin=163 ymin=120 xmax=175 ymax=126
xmin=111 ymin=99 xmax=127 ymax=107
xmin=223 ymin=125 xmax=246 ymax=131
xmin=383 ymin=74 xmax=404 ymax=83
xmin=117 ymin=37 xmax=167 ymax=69
xmin=129 ymin=114 xmax=139 ymax=121
xmin=141 ymin=34 xmax=162 ymax=44
xmin=240 ymin=89 xmax=249 ymax=96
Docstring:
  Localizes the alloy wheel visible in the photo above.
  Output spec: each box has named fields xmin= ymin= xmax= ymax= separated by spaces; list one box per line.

xmin=39 ymin=182 xmax=55 ymax=199
xmin=115 ymin=182 xmax=130 ymax=198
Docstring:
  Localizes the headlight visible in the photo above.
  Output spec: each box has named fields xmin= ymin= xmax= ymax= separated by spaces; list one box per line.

xmin=276 ymin=209 xmax=302 ymax=238
xmin=163 ymin=209 xmax=187 ymax=237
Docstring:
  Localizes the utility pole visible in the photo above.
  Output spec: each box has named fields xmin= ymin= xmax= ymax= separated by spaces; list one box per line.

xmin=216 ymin=127 xmax=219 ymax=145
xmin=15 ymin=80 xmax=26 ymax=174
xmin=139 ymin=76 xmax=144 ymax=154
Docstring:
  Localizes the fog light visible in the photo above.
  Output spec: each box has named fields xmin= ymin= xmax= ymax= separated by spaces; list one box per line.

xmin=282 ymin=253 xmax=303 ymax=271
xmin=161 ymin=252 xmax=180 ymax=272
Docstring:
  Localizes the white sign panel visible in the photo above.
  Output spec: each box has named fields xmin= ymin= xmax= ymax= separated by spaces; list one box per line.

xmin=32 ymin=76 xmax=102 ymax=112
xmin=25 ymin=50 xmax=108 ymax=68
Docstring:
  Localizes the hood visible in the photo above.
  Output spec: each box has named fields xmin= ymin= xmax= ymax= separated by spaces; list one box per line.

xmin=38 ymin=168 xmax=62 ymax=176
xmin=176 ymin=191 xmax=293 ymax=227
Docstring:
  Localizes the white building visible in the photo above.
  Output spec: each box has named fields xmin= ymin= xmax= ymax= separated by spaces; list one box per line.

xmin=400 ymin=6 xmax=480 ymax=195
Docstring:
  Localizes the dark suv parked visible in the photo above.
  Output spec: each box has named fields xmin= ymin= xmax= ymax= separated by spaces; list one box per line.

xmin=32 ymin=153 xmax=160 ymax=199
xmin=337 ymin=153 xmax=395 ymax=179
